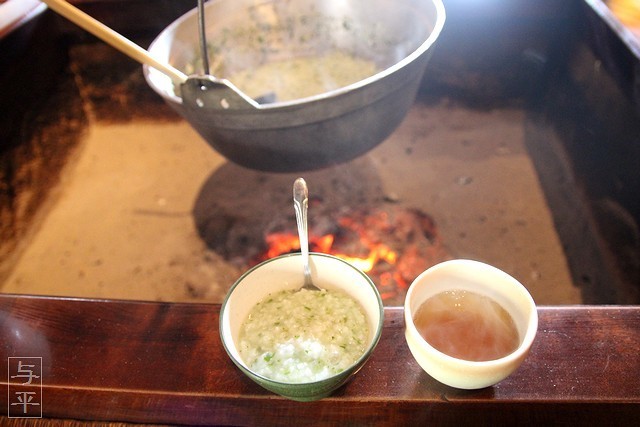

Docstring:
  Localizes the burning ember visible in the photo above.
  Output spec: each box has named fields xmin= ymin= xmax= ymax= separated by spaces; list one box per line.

xmin=253 ymin=206 xmax=451 ymax=305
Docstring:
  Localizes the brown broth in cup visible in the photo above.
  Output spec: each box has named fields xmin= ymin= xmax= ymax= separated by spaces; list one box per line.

xmin=413 ymin=290 xmax=520 ymax=361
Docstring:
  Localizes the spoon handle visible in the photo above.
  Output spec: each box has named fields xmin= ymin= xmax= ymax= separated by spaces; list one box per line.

xmin=293 ymin=178 xmax=312 ymax=286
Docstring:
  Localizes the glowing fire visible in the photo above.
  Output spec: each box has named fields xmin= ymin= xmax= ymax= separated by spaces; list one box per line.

xmin=256 ymin=207 xmax=450 ymax=304
xmin=264 ymin=231 xmax=398 ymax=274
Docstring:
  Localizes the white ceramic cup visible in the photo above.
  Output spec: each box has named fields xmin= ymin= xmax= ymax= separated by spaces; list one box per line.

xmin=404 ymin=259 xmax=538 ymax=389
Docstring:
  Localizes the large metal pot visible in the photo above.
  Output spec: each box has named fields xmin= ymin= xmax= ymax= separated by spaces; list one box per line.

xmin=144 ymin=0 xmax=445 ymax=172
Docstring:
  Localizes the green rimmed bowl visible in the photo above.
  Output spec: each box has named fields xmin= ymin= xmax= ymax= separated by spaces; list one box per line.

xmin=219 ymin=253 xmax=384 ymax=401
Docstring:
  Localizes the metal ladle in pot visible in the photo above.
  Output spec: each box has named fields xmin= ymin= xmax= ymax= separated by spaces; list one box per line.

xmin=41 ymin=0 xmax=261 ymax=110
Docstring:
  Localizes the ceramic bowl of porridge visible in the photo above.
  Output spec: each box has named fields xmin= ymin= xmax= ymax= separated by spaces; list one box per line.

xmin=404 ymin=259 xmax=538 ymax=390
xmin=219 ymin=253 xmax=384 ymax=401
xmin=143 ymin=0 xmax=445 ymax=172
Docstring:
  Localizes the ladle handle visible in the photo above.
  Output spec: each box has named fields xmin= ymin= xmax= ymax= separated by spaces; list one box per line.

xmin=40 ymin=0 xmax=187 ymax=84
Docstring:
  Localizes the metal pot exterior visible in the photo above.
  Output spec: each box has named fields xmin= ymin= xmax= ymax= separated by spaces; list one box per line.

xmin=145 ymin=0 xmax=445 ymax=172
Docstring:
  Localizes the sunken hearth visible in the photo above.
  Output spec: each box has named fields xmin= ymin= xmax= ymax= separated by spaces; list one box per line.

xmin=191 ymin=133 xmax=581 ymax=307
xmin=2 ymin=0 xmax=639 ymax=306
xmin=197 ymin=194 xmax=451 ymax=306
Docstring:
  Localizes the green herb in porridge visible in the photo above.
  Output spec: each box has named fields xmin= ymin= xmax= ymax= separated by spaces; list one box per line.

xmin=227 ymin=51 xmax=377 ymax=101
xmin=239 ymin=288 xmax=369 ymax=383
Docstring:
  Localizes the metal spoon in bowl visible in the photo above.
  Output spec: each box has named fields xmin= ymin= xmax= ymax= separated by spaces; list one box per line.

xmin=293 ymin=178 xmax=321 ymax=291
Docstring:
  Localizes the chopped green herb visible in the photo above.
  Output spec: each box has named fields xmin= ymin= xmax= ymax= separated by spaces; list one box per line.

xmin=239 ymin=288 xmax=368 ymax=383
